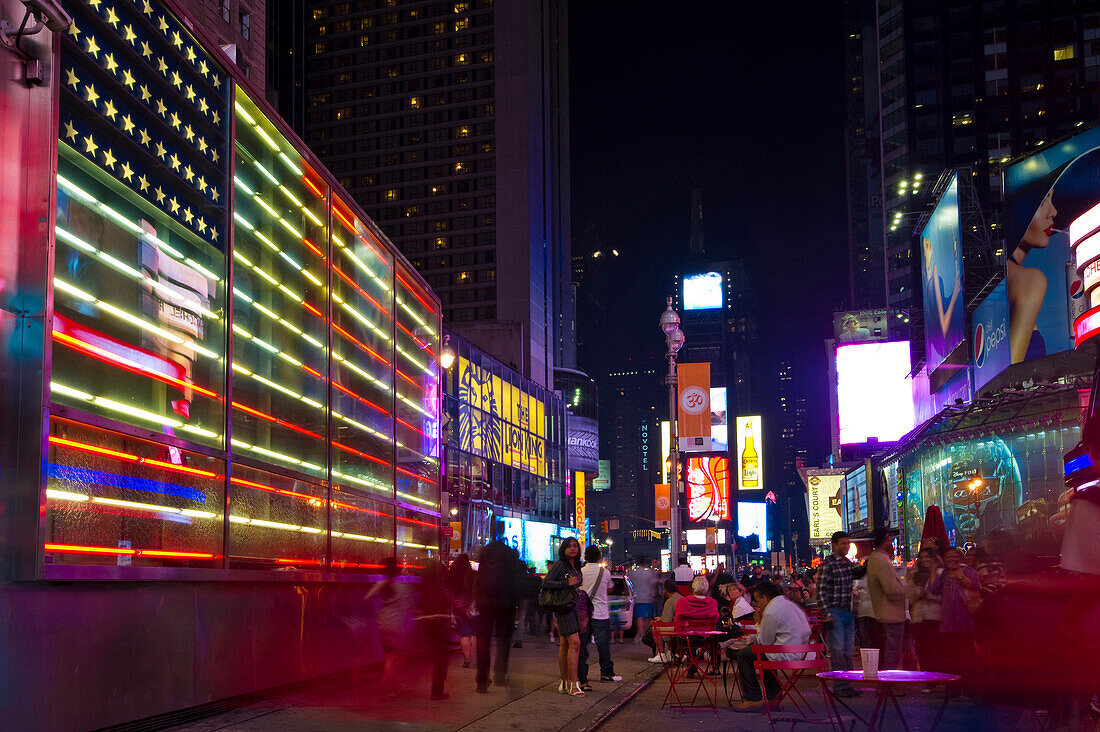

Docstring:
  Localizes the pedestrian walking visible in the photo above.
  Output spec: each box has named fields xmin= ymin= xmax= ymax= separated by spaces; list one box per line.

xmin=446 ymin=553 xmax=476 ymax=668
xmin=817 ymin=530 xmax=865 ymax=698
xmin=473 ymin=536 xmax=519 ymax=693
xmin=365 ymin=557 xmax=413 ymax=699
xmin=417 ymin=560 xmax=454 ymax=701
xmin=628 ymin=558 xmax=658 ymax=645
xmin=866 ymin=527 xmax=906 ymax=669
xmin=579 ymin=545 xmax=622 ymax=688
xmin=930 ymin=546 xmax=981 ymax=690
xmin=541 ymin=537 xmax=587 ymax=696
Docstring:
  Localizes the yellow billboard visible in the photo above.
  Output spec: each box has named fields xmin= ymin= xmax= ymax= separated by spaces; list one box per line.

xmin=806 ymin=470 xmax=846 ymax=541
xmin=735 ymin=416 xmax=763 ymax=491
xmin=457 ymin=357 xmax=548 ymax=478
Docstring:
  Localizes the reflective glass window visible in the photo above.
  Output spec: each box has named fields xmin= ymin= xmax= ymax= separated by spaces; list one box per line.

xmin=228 ymin=463 xmax=327 ymax=569
xmin=396 ymin=505 xmax=439 ymax=569
xmin=331 ymin=485 xmax=393 ymax=570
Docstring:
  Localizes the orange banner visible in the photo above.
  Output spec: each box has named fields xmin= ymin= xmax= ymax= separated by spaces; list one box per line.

xmin=677 ymin=362 xmax=711 ymax=446
xmin=655 ymin=483 xmax=671 ymax=527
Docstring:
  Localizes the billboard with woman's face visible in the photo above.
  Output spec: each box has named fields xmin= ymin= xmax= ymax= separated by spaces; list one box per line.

xmin=920 ymin=174 xmax=966 ymax=374
xmin=1004 ymin=127 xmax=1100 ymax=363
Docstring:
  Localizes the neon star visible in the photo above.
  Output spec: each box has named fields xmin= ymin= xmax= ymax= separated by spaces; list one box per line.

xmin=210 ymin=228 xmax=218 ymax=242
xmin=156 ymin=99 xmax=167 ymax=115
xmin=198 ymin=60 xmax=208 ymax=76
xmin=197 ymin=137 xmax=208 ymax=152
xmin=184 ymin=124 xmax=194 ymax=141
xmin=65 ymin=68 xmax=79 ymax=86
xmin=169 ymin=197 xmax=179 ymax=213
xmin=196 ymin=218 xmax=207 ymax=233
xmin=210 ymin=188 xmax=219 ymax=202
xmin=212 ymin=111 xmax=220 ymax=125
xmin=198 ymin=98 xmax=208 ymax=113
xmin=138 ymin=175 xmax=149 ymax=192
xmin=171 ymin=71 xmax=182 ymax=88
xmin=104 ymin=53 xmax=118 ymax=71
xmin=123 ymin=24 xmax=136 ymax=42
xmin=68 ymin=21 xmax=80 ymax=39
xmin=212 ymin=77 xmax=221 ymax=90
xmin=183 ymin=164 xmax=194 ymax=181
xmin=86 ymin=36 xmax=100 ymax=57
xmin=169 ymin=153 xmax=180 ymax=170
xmin=83 ymin=135 xmax=97 ymax=154
xmin=143 ymin=0 xmax=153 ymax=14
xmin=140 ymin=41 xmax=152 ymax=57
xmin=88 ymin=0 xmax=101 ymax=8
xmin=196 ymin=176 xmax=207 ymax=192
xmin=158 ymin=16 xmax=168 ymax=33
xmin=170 ymin=112 xmax=181 ymax=129
xmin=85 ymin=84 xmax=99 ymax=105
xmin=139 ymin=129 xmax=151 ymax=145
xmin=121 ymin=114 xmax=135 ymax=132
xmin=122 ymin=69 xmax=135 ymax=88
xmin=211 ymin=149 xmax=220 ymax=163
xmin=103 ymin=100 xmax=117 ymax=119
xmin=139 ymin=84 xmax=152 ymax=101
xmin=186 ymin=47 xmax=196 ymax=62
xmin=63 ymin=121 xmax=78 ymax=140
xmin=101 ymin=148 xmax=116 ymax=169
xmin=171 ymin=32 xmax=182 ymax=47
xmin=184 ymin=84 xmax=196 ymax=101
xmin=155 ymin=141 xmax=166 ymax=158
xmin=183 ymin=207 xmax=193 ymax=223
xmin=105 ymin=7 xmax=119 ymax=26
xmin=157 ymin=57 xmax=168 ymax=74
xmin=154 ymin=187 xmax=165 ymax=203
xmin=120 ymin=162 xmax=133 ymax=181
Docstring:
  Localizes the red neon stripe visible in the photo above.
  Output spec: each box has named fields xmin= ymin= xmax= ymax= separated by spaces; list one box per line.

xmin=396 ymin=319 xmax=436 ymax=358
xmin=333 ymin=263 xmax=389 ymax=315
xmin=398 ymin=564 xmax=426 ymax=570
xmin=396 ymin=272 xmax=433 ymax=311
xmin=302 ymin=238 xmax=325 ymax=259
xmin=302 ymin=301 xmax=324 ymax=318
xmin=48 ymin=436 xmax=218 ymax=478
xmin=302 ymin=364 xmax=323 ymax=379
xmin=332 ymin=380 xmax=389 ymax=415
xmin=45 ymin=543 xmax=136 ymax=555
xmin=230 ymin=476 xmax=324 ymax=503
xmin=396 ymin=416 xmax=429 ymax=439
xmin=331 ymin=500 xmax=389 ymax=517
xmin=333 ymin=439 xmax=390 ymax=467
xmin=395 ymin=367 xmax=419 ymax=389
xmin=398 ymin=515 xmax=437 ymax=528
xmin=332 ymin=206 xmax=355 ymax=231
xmin=275 ymin=557 xmax=324 ymax=565
xmin=331 ymin=321 xmax=389 ymax=365
xmin=137 ymin=549 xmax=216 ymax=558
xmin=232 ymin=401 xmax=324 ymax=440
xmin=53 ymin=331 xmax=220 ymax=399
xmin=332 ymin=561 xmax=386 ymax=569
xmin=302 ymin=177 xmax=324 ymax=198
xmin=396 ymin=464 xmax=435 ymax=483
xmin=332 ymin=203 xmax=387 ymax=260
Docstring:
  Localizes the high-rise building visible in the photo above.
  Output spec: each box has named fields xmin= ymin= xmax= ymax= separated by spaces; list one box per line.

xmin=270 ymin=0 xmax=572 ymax=388
xmin=845 ymin=0 xmax=1100 ymax=318
xmin=185 ymin=0 xmax=266 ymax=88
xmin=776 ymin=360 xmax=811 ymax=558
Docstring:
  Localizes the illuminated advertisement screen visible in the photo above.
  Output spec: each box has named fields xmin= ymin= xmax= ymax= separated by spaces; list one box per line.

xmin=845 ymin=465 xmax=869 ymax=530
xmin=972 ymin=280 xmax=1011 ymax=390
xmin=457 ymin=356 xmax=548 ymax=477
xmin=836 ymin=341 xmax=915 ymax=445
xmin=711 ymin=387 xmax=728 ymax=451
xmin=683 ymin=271 xmax=723 ymax=310
xmin=920 ymin=173 xmax=965 ymax=374
xmin=1004 ymin=127 xmax=1100 ymax=357
xmin=685 ymin=454 xmax=730 ymax=522
xmin=735 ymin=416 xmax=763 ymax=490
xmin=806 ymin=471 xmax=846 ymax=541
xmin=737 ymin=502 xmax=767 ymax=552
xmin=834 ymin=309 xmax=889 ymax=344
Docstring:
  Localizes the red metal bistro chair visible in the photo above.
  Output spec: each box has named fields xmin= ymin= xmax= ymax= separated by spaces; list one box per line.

xmin=751 ymin=643 xmax=849 ymax=731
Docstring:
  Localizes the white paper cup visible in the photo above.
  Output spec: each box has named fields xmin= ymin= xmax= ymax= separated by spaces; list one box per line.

xmin=861 ymin=648 xmax=879 ymax=680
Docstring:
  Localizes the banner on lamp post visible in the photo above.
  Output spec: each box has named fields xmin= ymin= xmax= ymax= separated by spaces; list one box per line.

xmin=575 ymin=472 xmax=586 ymax=534
xmin=677 ymin=363 xmax=711 ymax=451
xmin=655 ymin=483 xmax=671 ymax=527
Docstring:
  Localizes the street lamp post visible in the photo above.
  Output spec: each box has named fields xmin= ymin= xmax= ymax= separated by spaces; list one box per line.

xmin=968 ymin=477 xmax=983 ymax=540
xmin=659 ymin=297 xmax=685 ymax=560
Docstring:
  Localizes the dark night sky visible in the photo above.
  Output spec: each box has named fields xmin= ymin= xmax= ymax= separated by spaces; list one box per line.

xmin=569 ymin=3 xmax=851 ymax=466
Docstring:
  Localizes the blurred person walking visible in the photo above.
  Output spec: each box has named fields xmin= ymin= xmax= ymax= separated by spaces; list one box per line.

xmin=579 ymin=545 xmax=621 ymax=687
xmin=541 ymin=537 xmax=587 ymax=696
xmin=906 ymin=547 xmax=943 ymax=686
xmin=817 ymin=530 xmax=864 ymax=698
xmin=473 ymin=535 xmax=520 ymax=693
xmin=628 ymin=558 xmax=658 ymax=645
xmin=866 ymin=527 xmax=907 ymax=669
xmin=365 ymin=557 xmax=414 ymax=699
xmin=446 ymin=553 xmax=476 ymax=668
xmin=930 ymin=546 xmax=981 ymax=690
xmin=418 ymin=561 xmax=454 ymax=701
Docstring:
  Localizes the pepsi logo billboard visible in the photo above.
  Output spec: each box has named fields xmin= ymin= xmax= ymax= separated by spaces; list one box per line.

xmin=971 ymin=281 xmax=1010 ymax=391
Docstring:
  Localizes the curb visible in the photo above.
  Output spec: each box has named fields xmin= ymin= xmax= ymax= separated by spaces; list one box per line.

xmin=575 ymin=666 xmax=663 ymax=732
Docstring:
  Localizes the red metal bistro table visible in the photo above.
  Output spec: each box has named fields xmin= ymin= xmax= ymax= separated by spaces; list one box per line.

xmin=817 ymin=670 xmax=961 ymax=732
xmin=659 ymin=630 xmax=726 ymax=709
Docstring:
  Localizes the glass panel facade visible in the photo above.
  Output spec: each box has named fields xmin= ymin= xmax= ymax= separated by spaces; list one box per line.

xmin=45 ymin=417 xmax=224 ymax=567
xmin=43 ymin=0 xmax=441 ymax=576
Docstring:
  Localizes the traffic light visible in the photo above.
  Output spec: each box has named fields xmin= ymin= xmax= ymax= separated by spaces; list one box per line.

xmin=600 ymin=520 xmax=609 ymax=534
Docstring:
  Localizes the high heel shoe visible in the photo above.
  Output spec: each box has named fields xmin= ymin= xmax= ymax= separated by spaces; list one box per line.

xmin=558 ymin=679 xmax=567 ymax=694
xmin=569 ymin=681 xmax=586 ymax=697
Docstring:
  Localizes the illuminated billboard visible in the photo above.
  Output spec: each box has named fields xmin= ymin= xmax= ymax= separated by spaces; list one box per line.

xmin=806 ymin=470 xmax=846 ymax=541
xmin=972 ymin=281 xmax=1011 ymax=391
xmin=735 ymin=416 xmax=763 ymax=490
xmin=1002 ymin=127 xmax=1100 ymax=355
xmin=920 ymin=173 xmax=966 ymax=376
xmin=845 ymin=464 xmax=869 ymax=532
xmin=685 ymin=454 xmax=730 ymax=522
xmin=683 ymin=272 xmax=723 ymax=310
xmin=711 ymin=387 xmax=728 ymax=451
xmin=457 ymin=357 xmax=547 ymax=477
xmin=836 ymin=341 xmax=915 ymax=445
xmin=737 ymin=502 xmax=767 ymax=552
xmin=833 ymin=309 xmax=890 ymax=344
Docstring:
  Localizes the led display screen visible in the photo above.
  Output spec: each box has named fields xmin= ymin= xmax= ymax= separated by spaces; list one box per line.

xmin=845 ymin=464 xmax=869 ymax=531
xmin=834 ymin=309 xmax=890 ymax=344
xmin=685 ymin=528 xmax=728 ymax=545
xmin=836 ymin=341 xmax=915 ymax=445
xmin=683 ymin=271 xmax=723 ymax=310
xmin=806 ymin=470 xmax=846 ymax=541
xmin=457 ymin=356 xmax=548 ymax=477
xmin=737 ymin=502 xmax=767 ymax=552
xmin=711 ymin=387 xmax=728 ymax=451
xmin=972 ymin=281 xmax=1010 ymax=391
xmin=920 ymin=173 xmax=965 ymax=374
xmin=685 ymin=454 xmax=730 ymax=522
xmin=735 ymin=416 xmax=763 ymax=490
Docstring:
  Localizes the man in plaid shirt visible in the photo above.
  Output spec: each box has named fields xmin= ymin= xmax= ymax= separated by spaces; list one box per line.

xmin=817 ymin=530 xmax=865 ymax=697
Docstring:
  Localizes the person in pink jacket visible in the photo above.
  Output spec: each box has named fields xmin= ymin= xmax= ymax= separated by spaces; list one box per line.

xmin=674 ymin=576 xmax=719 ymax=628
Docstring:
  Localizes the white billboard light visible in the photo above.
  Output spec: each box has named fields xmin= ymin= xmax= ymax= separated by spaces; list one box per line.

xmin=683 ymin=272 xmax=723 ymax=310
xmin=836 ymin=341 xmax=916 ymax=445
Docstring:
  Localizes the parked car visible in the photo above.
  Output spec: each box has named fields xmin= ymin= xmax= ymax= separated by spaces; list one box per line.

xmin=608 ymin=572 xmax=636 ymax=636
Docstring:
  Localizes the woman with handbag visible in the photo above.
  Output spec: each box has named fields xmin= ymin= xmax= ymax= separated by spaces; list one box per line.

xmin=540 ymin=537 xmax=587 ymax=696
xmin=446 ymin=553 xmax=477 ymax=668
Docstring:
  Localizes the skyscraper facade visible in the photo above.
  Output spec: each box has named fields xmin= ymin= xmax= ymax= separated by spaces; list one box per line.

xmin=185 ymin=0 xmax=266 ymax=86
xmin=845 ymin=0 xmax=1100 ymax=317
xmin=272 ymin=0 xmax=572 ymax=388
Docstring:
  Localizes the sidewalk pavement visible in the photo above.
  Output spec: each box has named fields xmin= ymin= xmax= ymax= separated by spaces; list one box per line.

xmin=166 ymin=634 xmax=663 ymax=732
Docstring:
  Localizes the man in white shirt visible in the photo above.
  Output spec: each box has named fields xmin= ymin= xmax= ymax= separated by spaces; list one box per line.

xmin=579 ymin=545 xmax=622 ymax=686
xmin=732 ymin=580 xmax=812 ymax=712
xmin=628 ymin=559 xmax=659 ymax=644
xmin=673 ymin=556 xmax=695 ymax=595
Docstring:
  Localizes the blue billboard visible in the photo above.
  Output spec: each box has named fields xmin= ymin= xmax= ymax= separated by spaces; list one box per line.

xmin=972 ymin=280 xmax=1011 ymax=390
xmin=920 ymin=174 xmax=966 ymax=375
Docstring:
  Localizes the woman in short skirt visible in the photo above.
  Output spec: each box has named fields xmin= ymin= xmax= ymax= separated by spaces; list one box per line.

xmin=543 ymin=537 xmax=586 ymax=696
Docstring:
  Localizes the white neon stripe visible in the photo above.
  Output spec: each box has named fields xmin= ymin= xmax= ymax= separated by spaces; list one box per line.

xmin=46 ymin=488 xmax=90 ymax=502
xmin=50 ymin=381 xmax=93 ymax=401
xmin=234 ymin=100 xmax=257 ymax=125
